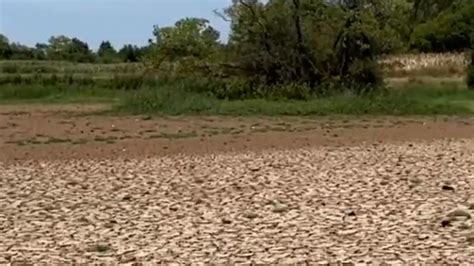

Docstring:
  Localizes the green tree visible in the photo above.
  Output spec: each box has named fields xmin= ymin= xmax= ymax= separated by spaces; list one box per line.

xmin=0 ymin=34 xmax=12 ymax=59
xmin=9 ymin=43 xmax=35 ymax=60
xmin=34 ymin=43 xmax=48 ymax=60
xmin=410 ymin=1 xmax=474 ymax=52
xmin=149 ymin=17 xmax=220 ymax=71
xmin=409 ymin=0 xmax=458 ymax=24
xmin=46 ymin=35 xmax=95 ymax=62
xmin=118 ymin=44 xmax=140 ymax=62
xmin=47 ymin=35 xmax=72 ymax=60
xmin=468 ymin=44 xmax=474 ymax=89
xmin=97 ymin=41 xmax=118 ymax=63
xmin=213 ymin=0 xmax=385 ymax=91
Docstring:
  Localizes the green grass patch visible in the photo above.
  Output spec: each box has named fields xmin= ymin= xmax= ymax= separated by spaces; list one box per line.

xmin=0 ymin=84 xmax=124 ymax=103
xmin=116 ymin=84 xmax=474 ymax=116
xmin=2 ymin=81 xmax=474 ymax=116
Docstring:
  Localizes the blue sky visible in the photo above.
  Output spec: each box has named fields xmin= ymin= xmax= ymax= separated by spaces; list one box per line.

xmin=0 ymin=0 xmax=231 ymax=50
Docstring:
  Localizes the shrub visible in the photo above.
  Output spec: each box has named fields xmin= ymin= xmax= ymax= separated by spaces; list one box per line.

xmin=109 ymin=75 xmax=144 ymax=90
xmin=468 ymin=50 xmax=474 ymax=89
xmin=1 ymin=64 xmax=19 ymax=74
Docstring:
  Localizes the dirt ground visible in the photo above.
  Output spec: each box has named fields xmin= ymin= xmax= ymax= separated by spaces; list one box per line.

xmin=1 ymin=104 xmax=474 ymax=264
xmin=1 ymin=104 xmax=474 ymax=161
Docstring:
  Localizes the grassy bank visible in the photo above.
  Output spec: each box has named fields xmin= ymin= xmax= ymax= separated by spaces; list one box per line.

xmin=115 ymin=84 xmax=474 ymax=116
xmin=2 ymin=82 xmax=472 ymax=116
xmin=0 ymin=84 xmax=125 ymax=104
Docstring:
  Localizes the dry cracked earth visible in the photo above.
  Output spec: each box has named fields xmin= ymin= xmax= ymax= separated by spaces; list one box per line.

xmin=1 ymin=105 xmax=474 ymax=264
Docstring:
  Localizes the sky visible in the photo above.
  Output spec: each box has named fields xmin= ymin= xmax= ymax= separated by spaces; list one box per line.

xmin=0 ymin=0 xmax=231 ymax=50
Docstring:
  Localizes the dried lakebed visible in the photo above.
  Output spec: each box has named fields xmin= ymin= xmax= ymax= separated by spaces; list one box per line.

xmin=1 ymin=139 xmax=474 ymax=264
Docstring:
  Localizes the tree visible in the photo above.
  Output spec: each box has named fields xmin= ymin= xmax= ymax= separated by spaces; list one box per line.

xmin=212 ymin=0 xmax=385 ymax=91
xmin=118 ymin=44 xmax=140 ymax=62
xmin=97 ymin=41 xmax=118 ymax=63
xmin=0 ymin=34 xmax=12 ymax=59
xmin=149 ymin=17 xmax=220 ymax=69
xmin=409 ymin=0 xmax=458 ymax=24
xmin=9 ymin=43 xmax=35 ymax=60
xmin=68 ymin=38 xmax=95 ymax=62
xmin=467 ymin=37 xmax=474 ymax=89
xmin=46 ymin=35 xmax=95 ymax=62
xmin=34 ymin=43 xmax=48 ymax=60
xmin=410 ymin=1 xmax=474 ymax=52
xmin=47 ymin=35 xmax=72 ymax=60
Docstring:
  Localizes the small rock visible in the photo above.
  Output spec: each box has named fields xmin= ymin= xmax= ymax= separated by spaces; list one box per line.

xmin=466 ymin=233 xmax=474 ymax=245
xmin=417 ymin=234 xmax=429 ymax=240
xmin=468 ymin=202 xmax=474 ymax=210
xmin=441 ymin=185 xmax=455 ymax=191
xmin=346 ymin=210 xmax=357 ymax=217
xmin=338 ymin=229 xmax=358 ymax=236
xmin=458 ymin=223 xmax=471 ymax=230
xmin=249 ymin=166 xmax=260 ymax=172
xmin=121 ymin=195 xmax=132 ymax=201
xmin=272 ymin=203 xmax=288 ymax=213
xmin=90 ymin=243 xmax=111 ymax=253
xmin=447 ymin=209 xmax=471 ymax=219
xmin=77 ymin=216 xmax=90 ymax=224
xmin=441 ymin=219 xmax=451 ymax=227
xmin=221 ymin=217 xmax=233 ymax=224
xmin=244 ymin=212 xmax=258 ymax=219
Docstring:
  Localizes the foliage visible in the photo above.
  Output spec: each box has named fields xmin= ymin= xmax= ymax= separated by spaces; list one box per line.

xmin=118 ymin=44 xmax=141 ymax=62
xmin=0 ymin=84 xmax=122 ymax=103
xmin=146 ymin=17 xmax=221 ymax=78
xmin=410 ymin=1 xmax=474 ymax=52
xmin=116 ymin=83 xmax=474 ymax=116
xmin=45 ymin=35 xmax=96 ymax=62
xmin=468 ymin=50 xmax=474 ymax=89
xmin=1 ymin=0 xmax=473 ymax=101
xmin=144 ymin=0 xmax=387 ymax=97
xmin=97 ymin=41 xmax=118 ymax=63
xmin=0 ymin=73 xmax=151 ymax=90
xmin=0 ymin=34 xmax=13 ymax=59
xmin=0 ymin=60 xmax=144 ymax=74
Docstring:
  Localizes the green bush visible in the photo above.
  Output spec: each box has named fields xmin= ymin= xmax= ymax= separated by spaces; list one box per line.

xmin=1 ymin=64 xmax=20 ymax=73
xmin=410 ymin=2 xmax=474 ymax=52
xmin=117 ymin=85 xmax=217 ymax=115
xmin=115 ymin=84 xmax=474 ymax=116
xmin=468 ymin=51 xmax=474 ymax=90
xmin=108 ymin=74 xmax=144 ymax=90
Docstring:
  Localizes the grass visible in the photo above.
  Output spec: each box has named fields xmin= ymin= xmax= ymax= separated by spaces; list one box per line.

xmin=0 ymin=84 xmax=124 ymax=104
xmin=1 ymin=80 xmax=474 ymax=116
xmin=115 ymin=84 xmax=474 ymax=116
xmin=0 ymin=60 xmax=143 ymax=74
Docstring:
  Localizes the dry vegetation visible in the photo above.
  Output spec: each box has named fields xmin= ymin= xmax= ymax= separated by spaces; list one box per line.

xmin=380 ymin=52 xmax=470 ymax=77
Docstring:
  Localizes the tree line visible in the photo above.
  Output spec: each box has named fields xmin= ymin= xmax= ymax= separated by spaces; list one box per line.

xmin=1 ymin=0 xmax=472 ymax=62
xmin=1 ymin=0 xmax=473 ymax=96
xmin=0 ymin=34 xmax=151 ymax=63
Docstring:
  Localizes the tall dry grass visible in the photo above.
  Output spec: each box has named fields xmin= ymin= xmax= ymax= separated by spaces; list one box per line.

xmin=380 ymin=52 xmax=470 ymax=77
